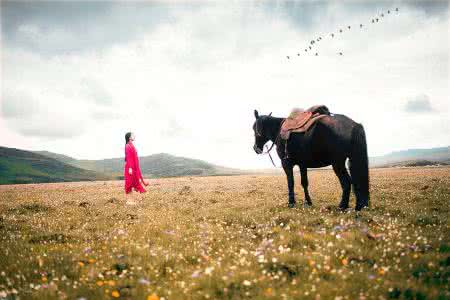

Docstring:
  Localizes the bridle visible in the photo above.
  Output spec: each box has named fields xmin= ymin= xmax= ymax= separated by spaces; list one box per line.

xmin=264 ymin=140 xmax=278 ymax=167
xmin=255 ymin=119 xmax=285 ymax=167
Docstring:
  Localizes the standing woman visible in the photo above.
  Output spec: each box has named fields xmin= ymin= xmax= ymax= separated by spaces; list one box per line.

xmin=124 ymin=132 xmax=149 ymax=204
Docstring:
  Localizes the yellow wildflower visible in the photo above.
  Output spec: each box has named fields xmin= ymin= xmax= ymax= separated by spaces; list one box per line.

xmin=111 ymin=290 xmax=120 ymax=298
xmin=147 ymin=294 xmax=160 ymax=300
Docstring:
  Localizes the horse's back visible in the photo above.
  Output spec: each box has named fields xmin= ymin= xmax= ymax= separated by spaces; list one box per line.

xmin=316 ymin=114 xmax=359 ymax=140
xmin=288 ymin=113 xmax=359 ymax=165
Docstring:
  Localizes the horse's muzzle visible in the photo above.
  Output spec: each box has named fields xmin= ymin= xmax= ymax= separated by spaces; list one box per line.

xmin=253 ymin=144 xmax=263 ymax=154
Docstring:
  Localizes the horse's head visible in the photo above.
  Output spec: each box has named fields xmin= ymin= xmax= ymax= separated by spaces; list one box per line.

xmin=252 ymin=109 xmax=272 ymax=154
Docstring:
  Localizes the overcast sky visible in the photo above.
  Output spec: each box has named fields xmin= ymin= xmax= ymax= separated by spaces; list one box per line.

xmin=1 ymin=0 xmax=449 ymax=168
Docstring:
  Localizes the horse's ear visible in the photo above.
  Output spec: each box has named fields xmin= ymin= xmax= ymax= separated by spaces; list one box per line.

xmin=254 ymin=110 xmax=259 ymax=119
xmin=268 ymin=112 xmax=272 ymax=117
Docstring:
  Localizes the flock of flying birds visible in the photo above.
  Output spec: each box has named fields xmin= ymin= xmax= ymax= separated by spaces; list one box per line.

xmin=286 ymin=7 xmax=400 ymax=59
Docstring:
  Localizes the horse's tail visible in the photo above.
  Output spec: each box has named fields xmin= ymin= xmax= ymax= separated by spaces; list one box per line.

xmin=349 ymin=123 xmax=370 ymax=210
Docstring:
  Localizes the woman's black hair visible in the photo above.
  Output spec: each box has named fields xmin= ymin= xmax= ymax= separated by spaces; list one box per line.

xmin=124 ymin=132 xmax=132 ymax=161
xmin=125 ymin=132 xmax=132 ymax=145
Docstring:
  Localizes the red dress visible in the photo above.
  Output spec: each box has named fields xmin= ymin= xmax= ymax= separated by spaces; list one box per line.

xmin=124 ymin=142 xmax=146 ymax=194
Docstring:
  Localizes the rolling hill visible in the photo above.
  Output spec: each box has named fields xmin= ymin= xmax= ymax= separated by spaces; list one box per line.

xmin=377 ymin=159 xmax=449 ymax=168
xmin=34 ymin=146 xmax=450 ymax=177
xmin=369 ymin=146 xmax=450 ymax=167
xmin=0 ymin=147 xmax=112 ymax=185
xmin=35 ymin=151 xmax=243 ymax=178
xmin=3 ymin=145 xmax=447 ymax=185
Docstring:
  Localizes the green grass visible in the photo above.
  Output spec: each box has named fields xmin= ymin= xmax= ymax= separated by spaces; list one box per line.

xmin=0 ymin=167 xmax=448 ymax=299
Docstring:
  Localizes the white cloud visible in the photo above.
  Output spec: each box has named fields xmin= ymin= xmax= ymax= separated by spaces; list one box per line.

xmin=1 ymin=87 xmax=90 ymax=139
xmin=16 ymin=23 xmax=40 ymax=39
xmin=1 ymin=89 xmax=38 ymax=118
xmin=1 ymin=3 xmax=449 ymax=168
xmin=404 ymin=94 xmax=433 ymax=112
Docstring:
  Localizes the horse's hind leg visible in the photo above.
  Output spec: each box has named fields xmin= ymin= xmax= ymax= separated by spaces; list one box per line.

xmin=300 ymin=166 xmax=312 ymax=207
xmin=332 ymin=162 xmax=351 ymax=210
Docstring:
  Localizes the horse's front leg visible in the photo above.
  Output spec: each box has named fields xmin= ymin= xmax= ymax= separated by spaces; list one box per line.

xmin=300 ymin=166 xmax=313 ymax=207
xmin=282 ymin=161 xmax=296 ymax=208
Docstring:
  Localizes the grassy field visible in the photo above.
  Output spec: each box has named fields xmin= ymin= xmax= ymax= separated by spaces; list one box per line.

xmin=0 ymin=167 xmax=448 ymax=300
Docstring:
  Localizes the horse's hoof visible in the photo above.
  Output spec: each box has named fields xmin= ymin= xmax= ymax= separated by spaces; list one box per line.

xmin=355 ymin=203 xmax=369 ymax=211
xmin=303 ymin=202 xmax=313 ymax=208
xmin=338 ymin=205 xmax=349 ymax=212
xmin=355 ymin=206 xmax=369 ymax=212
xmin=288 ymin=202 xmax=296 ymax=208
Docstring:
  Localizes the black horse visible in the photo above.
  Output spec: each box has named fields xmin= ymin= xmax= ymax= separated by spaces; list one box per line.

xmin=252 ymin=109 xmax=369 ymax=211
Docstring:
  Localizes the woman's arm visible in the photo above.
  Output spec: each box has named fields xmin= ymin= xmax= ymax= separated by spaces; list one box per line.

xmin=133 ymin=148 xmax=144 ymax=181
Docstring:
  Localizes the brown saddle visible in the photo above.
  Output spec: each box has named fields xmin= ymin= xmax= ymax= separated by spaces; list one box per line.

xmin=280 ymin=105 xmax=330 ymax=140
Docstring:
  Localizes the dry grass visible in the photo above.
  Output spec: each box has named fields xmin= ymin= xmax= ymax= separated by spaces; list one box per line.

xmin=0 ymin=167 xmax=449 ymax=300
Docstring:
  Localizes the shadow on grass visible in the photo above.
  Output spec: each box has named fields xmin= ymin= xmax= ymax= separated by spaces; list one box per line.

xmin=29 ymin=233 xmax=72 ymax=244
xmin=8 ymin=203 xmax=50 ymax=215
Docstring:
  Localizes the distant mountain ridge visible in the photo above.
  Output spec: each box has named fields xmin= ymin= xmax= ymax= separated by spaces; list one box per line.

xmin=0 ymin=147 xmax=112 ymax=185
xmin=379 ymin=159 xmax=449 ymax=168
xmin=370 ymin=146 xmax=449 ymax=167
xmin=35 ymin=151 xmax=78 ymax=164
xmin=38 ymin=146 xmax=449 ymax=173
xmin=34 ymin=151 xmax=242 ymax=178
xmin=1 ymin=146 xmax=448 ymax=185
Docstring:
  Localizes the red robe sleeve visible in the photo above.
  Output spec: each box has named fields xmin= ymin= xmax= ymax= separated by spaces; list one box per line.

xmin=133 ymin=147 xmax=144 ymax=181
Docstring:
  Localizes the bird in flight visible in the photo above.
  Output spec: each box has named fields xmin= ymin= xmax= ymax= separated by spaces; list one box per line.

xmin=285 ymin=6 xmax=401 ymax=59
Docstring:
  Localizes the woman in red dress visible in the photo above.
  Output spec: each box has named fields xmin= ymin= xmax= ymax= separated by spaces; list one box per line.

xmin=124 ymin=132 xmax=149 ymax=204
